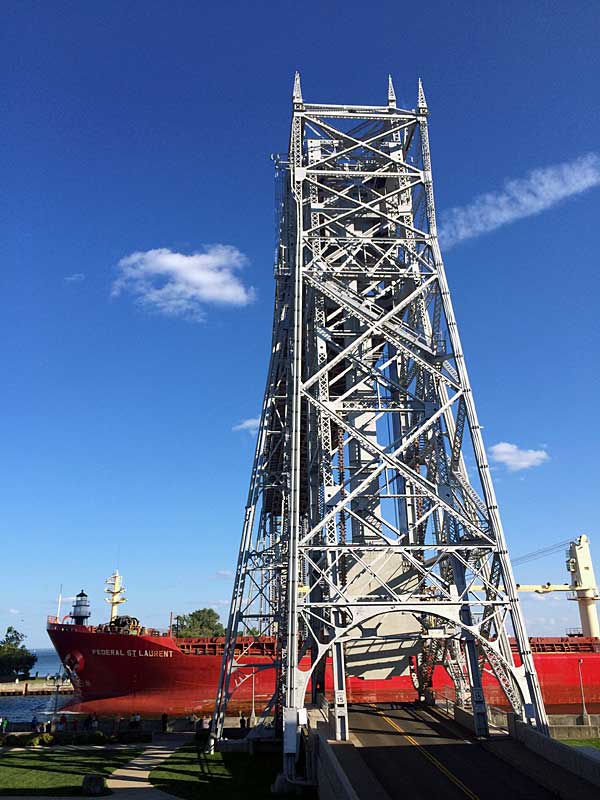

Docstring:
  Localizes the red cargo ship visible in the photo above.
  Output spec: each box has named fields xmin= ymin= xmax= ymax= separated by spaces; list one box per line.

xmin=47 ymin=587 xmax=600 ymax=717
xmin=46 ymin=618 xmax=600 ymax=716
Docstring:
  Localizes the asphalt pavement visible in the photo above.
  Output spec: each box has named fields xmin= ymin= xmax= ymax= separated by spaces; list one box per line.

xmin=348 ymin=703 xmax=559 ymax=800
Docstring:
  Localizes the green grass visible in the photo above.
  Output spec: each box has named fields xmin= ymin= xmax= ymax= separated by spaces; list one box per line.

xmin=149 ymin=745 xmax=282 ymax=799
xmin=0 ymin=747 xmax=142 ymax=796
xmin=559 ymin=738 xmax=600 ymax=749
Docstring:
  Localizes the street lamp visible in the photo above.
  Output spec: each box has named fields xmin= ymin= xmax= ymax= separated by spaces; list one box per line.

xmin=578 ymin=658 xmax=590 ymax=726
xmin=249 ymin=669 xmax=256 ymax=728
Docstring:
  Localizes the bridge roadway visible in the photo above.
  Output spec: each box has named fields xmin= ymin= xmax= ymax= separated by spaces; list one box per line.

xmin=348 ymin=703 xmax=558 ymax=800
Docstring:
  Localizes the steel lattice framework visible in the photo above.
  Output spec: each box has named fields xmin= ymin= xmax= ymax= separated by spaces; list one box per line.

xmin=210 ymin=75 xmax=548 ymax=778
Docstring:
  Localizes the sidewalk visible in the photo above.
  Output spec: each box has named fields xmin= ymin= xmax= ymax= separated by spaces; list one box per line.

xmin=107 ymin=733 xmax=190 ymax=798
xmin=1 ymin=733 xmax=190 ymax=800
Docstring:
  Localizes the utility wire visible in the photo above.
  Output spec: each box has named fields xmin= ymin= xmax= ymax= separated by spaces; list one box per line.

xmin=511 ymin=538 xmax=572 ymax=568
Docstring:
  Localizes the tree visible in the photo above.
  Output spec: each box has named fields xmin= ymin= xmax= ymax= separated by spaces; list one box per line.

xmin=175 ymin=608 xmax=225 ymax=637
xmin=0 ymin=627 xmax=37 ymax=680
xmin=2 ymin=627 xmax=25 ymax=648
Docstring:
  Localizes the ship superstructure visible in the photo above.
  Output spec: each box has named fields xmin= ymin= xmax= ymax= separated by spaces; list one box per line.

xmin=104 ymin=570 xmax=127 ymax=622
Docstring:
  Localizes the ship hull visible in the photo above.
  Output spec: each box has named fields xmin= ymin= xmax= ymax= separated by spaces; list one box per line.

xmin=47 ymin=623 xmax=600 ymax=716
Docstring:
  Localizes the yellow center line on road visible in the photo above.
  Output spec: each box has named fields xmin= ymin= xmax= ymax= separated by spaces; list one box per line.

xmin=369 ymin=705 xmax=481 ymax=800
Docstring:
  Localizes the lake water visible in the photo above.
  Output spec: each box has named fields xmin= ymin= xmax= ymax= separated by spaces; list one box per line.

xmin=0 ymin=693 xmax=71 ymax=723
xmin=30 ymin=647 xmax=64 ymax=679
xmin=0 ymin=648 xmax=70 ymax=723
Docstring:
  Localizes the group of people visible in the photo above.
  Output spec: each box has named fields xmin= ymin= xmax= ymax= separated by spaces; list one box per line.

xmin=1 ymin=710 xmax=221 ymax=736
xmin=185 ymin=713 xmax=211 ymax=733
xmin=129 ymin=712 xmax=142 ymax=729
xmin=82 ymin=713 xmax=99 ymax=731
xmin=28 ymin=712 xmax=99 ymax=734
xmin=29 ymin=715 xmax=51 ymax=733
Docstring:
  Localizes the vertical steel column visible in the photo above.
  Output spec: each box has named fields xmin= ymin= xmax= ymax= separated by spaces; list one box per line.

xmin=211 ymin=76 xmax=550 ymax=781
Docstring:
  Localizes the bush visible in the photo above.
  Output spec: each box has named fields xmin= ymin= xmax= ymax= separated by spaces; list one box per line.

xmin=0 ymin=728 xmax=151 ymax=748
xmin=48 ymin=730 xmax=106 ymax=746
xmin=114 ymin=731 xmax=152 ymax=744
xmin=82 ymin=773 xmax=107 ymax=796
xmin=3 ymin=732 xmax=45 ymax=747
xmin=25 ymin=733 xmax=50 ymax=747
xmin=54 ymin=731 xmax=75 ymax=745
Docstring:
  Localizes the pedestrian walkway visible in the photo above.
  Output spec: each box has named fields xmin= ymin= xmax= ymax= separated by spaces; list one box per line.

xmin=107 ymin=733 xmax=189 ymax=798
xmin=1 ymin=733 xmax=190 ymax=799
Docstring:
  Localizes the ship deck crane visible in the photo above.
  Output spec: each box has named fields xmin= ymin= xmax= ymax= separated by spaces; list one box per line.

xmin=479 ymin=536 xmax=599 ymax=637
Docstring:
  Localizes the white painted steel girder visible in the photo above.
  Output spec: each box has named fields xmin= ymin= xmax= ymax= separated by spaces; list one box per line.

xmin=209 ymin=76 xmax=549 ymax=777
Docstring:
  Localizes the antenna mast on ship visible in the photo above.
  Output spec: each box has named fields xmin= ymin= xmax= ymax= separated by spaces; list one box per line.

xmin=105 ymin=570 xmax=126 ymax=621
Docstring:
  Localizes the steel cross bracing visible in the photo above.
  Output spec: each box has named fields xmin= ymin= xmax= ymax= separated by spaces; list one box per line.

xmin=209 ymin=75 xmax=549 ymax=777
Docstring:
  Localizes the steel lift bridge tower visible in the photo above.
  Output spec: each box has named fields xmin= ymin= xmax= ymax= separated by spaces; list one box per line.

xmin=210 ymin=75 xmax=549 ymax=778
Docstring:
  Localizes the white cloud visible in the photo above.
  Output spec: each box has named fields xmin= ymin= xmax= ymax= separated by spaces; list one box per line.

xmin=233 ymin=417 xmax=260 ymax=435
xmin=439 ymin=153 xmax=600 ymax=249
xmin=215 ymin=570 xmax=233 ymax=579
xmin=518 ymin=593 xmax=577 ymax=636
xmin=9 ymin=608 xmax=19 ymax=614
xmin=112 ymin=246 xmax=255 ymax=322
xmin=64 ymin=273 xmax=85 ymax=283
xmin=527 ymin=593 xmax=565 ymax=604
xmin=489 ymin=442 xmax=549 ymax=472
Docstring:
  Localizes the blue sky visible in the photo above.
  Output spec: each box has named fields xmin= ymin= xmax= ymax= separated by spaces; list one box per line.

xmin=2 ymin=1 xmax=599 ymax=647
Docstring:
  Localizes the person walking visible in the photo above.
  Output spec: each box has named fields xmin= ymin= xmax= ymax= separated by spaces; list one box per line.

xmin=161 ymin=712 xmax=168 ymax=734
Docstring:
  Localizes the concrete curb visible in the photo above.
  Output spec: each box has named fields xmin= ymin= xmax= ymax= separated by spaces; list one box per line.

xmin=508 ymin=715 xmax=600 ymax=789
xmin=482 ymin=737 xmax=599 ymax=800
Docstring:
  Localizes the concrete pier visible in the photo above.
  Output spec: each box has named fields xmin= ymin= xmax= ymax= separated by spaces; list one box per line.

xmin=0 ymin=680 xmax=73 ymax=696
